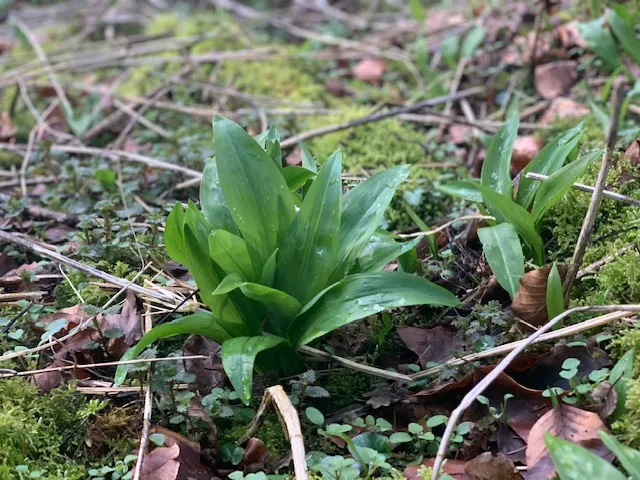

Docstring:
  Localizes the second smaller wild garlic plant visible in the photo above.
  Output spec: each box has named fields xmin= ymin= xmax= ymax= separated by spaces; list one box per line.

xmin=115 ymin=117 xmax=460 ymax=403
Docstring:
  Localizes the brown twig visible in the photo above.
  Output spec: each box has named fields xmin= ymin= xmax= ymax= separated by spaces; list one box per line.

xmin=133 ymin=304 xmax=154 ymax=480
xmin=563 ymin=79 xmax=626 ymax=302
xmin=0 ymin=291 xmax=44 ymax=302
xmin=430 ymin=304 xmax=640 ymax=479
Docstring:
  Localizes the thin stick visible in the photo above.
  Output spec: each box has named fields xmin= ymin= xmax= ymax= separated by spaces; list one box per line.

xmin=0 ymin=291 xmax=44 ymax=302
xmin=279 ymin=86 xmax=483 ymax=148
xmin=133 ymin=304 xmax=154 ymax=480
xmin=431 ymin=304 xmax=640 ymax=479
xmin=525 ymin=172 xmax=640 ymax=207
xmin=398 ymin=215 xmax=495 ymax=238
xmin=299 ymin=345 xmax=412 ymax=382
xmin=0 ymin=143 xmax=202 ymax=179
xmin=563 ymin=79 xmax=626 ymax=302
xmin=238 ymin=385 xmax=308 ymax=480
xmin=412 ymin=310 xmax=632 ymax=381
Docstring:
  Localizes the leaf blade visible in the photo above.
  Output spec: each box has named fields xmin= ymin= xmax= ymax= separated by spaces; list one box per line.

xmin=209 ymin=230 xmax=256 ymax=281
xmin=481 ymin=117 xmax=519 ymax=198
xmin=478 ymin=223 xmax=524 ymax=300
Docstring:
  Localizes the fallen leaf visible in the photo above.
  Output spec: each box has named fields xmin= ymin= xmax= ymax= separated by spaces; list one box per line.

xmin=103 ymin=291 xmax=141 ymax=345
xmin=449 ymin=124 xmax=472 ymax=144
xmin=511 ymin=136 xmax=544 ymax=172
xmin=140 ymin=443 xmax=180 ymax=480
xmin=497 ymin=424 xmax=526 ymax=464
xmin=464 ymin=452 xmax=521 ymax=480
xmin=534 ymin=61 xmax=578 ymax=99
xmin=182 ymin=335 xmax=224 ymax=393
xmin=624 ymin=140 xmax=640 ymax=166
xmin=242 ymin=437 xmax=269 ymax=471
xmin=43 ymin=225 xmax=74 ymax=243
xmin=32 ymin=360 xmax=64 ymax=393
xmin=404 ymin=458 xmax=467 ymax=480
xmin=397 ymin=325 xmax=462 ymax=367
xmin=539 ymin=98 xmax=591 ymax=124
xmin=511 ymin=265 xmax=567 ymax=327
xmin=590 ymin=380 xmax=617 ymax=418
xmin=0 ymin=112 xmax=16 ymax=142
xmin=352 ymin=58 xmax=387 ymax=83
xmin=556 ymin=21 xmax=586 ymax=49
xmin=525 ymin=405 xmax=613 ymax=480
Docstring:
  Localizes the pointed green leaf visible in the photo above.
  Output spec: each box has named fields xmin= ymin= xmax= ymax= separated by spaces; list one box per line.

xmin=114 ymin=311 xmax=230 ymax=385
xmin=478 ymin=223 xmax=524 ymax=300
xmin=276 ymin=151 xmax=342 ymax=304
xmin=332 ymin=165 xmax=410 ymax=281
xmin=460 ymin=25 xmax=485 ymax=59
xmin=209 ymin=230 xmax=255 ymax=281
xmin=434 ymin=180 xmax=483 ymax=203
xmin=481 ymin=117 xmax=519 ymax=198
xmin=289 ymin=272 xmax=460 ymax=346
xmin=547 ymin=262 xmax=564 ymax=328
xmin=164 ymin=202 xmax=189 ymax=266
xmin=531 ymin=149 xmax=602 ymax=223
xmin=300 ymin=142 xmax=317 ymax=173
xmin=352 ymin=231 xmax=422 ymax=273
xmin=545 ymin=433 xmax=626 ymax=480
xmin=404 ymin=203 xmax=438 ymax=257
xmin=214 ymin=116 xmax=295 ymax=271
xmin=262 ymin=249 xmax=277 ymax=287
xmin=473 ymin=183 xmax=544 ymax=265
xmin=213 ymin=273 xmax=302 ymax=326
xmin=579 ymin=19 xmax=621 ymax=70
xmin=200 ymin=159 xmax=239 ymax=234
xmin=222 ymin=335 xmax=286 ymax=404
xmin=609 ymin=349 xmax=635 ymax=421
xmin=282 ymin=166 xmax=317 ymax=191
xmin=609 ymin=8 xmax=640 ymax=66
xmin=517 ymin=123 xmax=585 ymax=209
xmin=599 ymin=431 xmax=640 ymax=479
xmin=254 ymin=125 xmax=282 ymax=168
xmin=409 ymin=0 xmax=425 ymax=23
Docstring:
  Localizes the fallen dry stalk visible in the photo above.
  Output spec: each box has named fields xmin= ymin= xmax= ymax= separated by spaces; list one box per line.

xmin=431 ymin=304 xmax=640 ymax=479
xmin=398 ymin=215 xmax=495 ymax=239
xmin=133 ymin=304 xmax=154 ymax=480
xmin=239 ymin=385 xmax=307 ymax=480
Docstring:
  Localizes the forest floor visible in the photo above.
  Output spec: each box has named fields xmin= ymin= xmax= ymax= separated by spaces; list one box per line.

xmin=1 ymin=0 xmax=640 ymax=479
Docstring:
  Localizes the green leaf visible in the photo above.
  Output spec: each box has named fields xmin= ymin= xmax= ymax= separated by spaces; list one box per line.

xmin=609 ymin=8 xmax=640 ymax=66
xmin=547 ymin=262 xmax=564 ymax=327
xmin=209 ymin=230 xmax=256 ymax=281
xmin=599 ymin=430 xmax=640 ymax=479
xmin=300 ymin=142 xmax=317 ymax=173
xmin=305 ymin=407 xmax=325 ymax=426
xmin=200 ymin=159 xmax=239 ymax=234
xmin=473 ymin=183 xmax=544 ymax=265
xmin=426 ymin=415 xmax=448 ymax=428
xmin=262 ymin=249 xmax=277 ymax=287
xmin=460 ymin=25 xmax=485 ymax=59
xmin=409 ymin=0 xmax=425 ymax=24
xmin=214 ymin=116 xmax=295 ymax=271
xmin=114 ymin=312 xmax=231 ymax=385
xmin=222 ymin=336 xmax=286 ymax=404
xmin=517 ymin=123 xmax=585 ymax=209
xmin=545 ymin=433 xmax=626 ymax=480
xmin=289 ymin=272 xmax=460 ymax=346
xmin=389 ymin=432 xmax=412 ymax=443
xmin=352 ymin=231 xmax=421 ymax=273
xmin=579 ymin=19 xmax=621 ymax=70
xmin=434 ymin=180 xmax=483 ymax=203
xmin=164 ymin=202 xmax=189 ymax=266
xmin=609 ymin=349 xmax=635 ymax=421
xmin=477 ymin=223 xmax=524 ymax=300
xmin=276 ymin=151 xmax=342 ymax=304
xmin=254 ymin=125 xmax=282 ymax=168
xmin=481 ymin=117 xmax=519 ymax=198
xmin=441 ymin=35 xmax=460 ymax=68
xmin=95 ymin=168 xmax=116 ymax=192
xmin=332 ymin=165 xmax=410 ymax=281
xmin=213 ymin=273 xmax=302 ymax=330
xmin=282 ymin=166 xmax=317 ymax=191
xmin=149 ymin=433 xmax=165 ymax=446
xmin=404 ymin=203 xmax=438 ymax=257
xmin=531 ymin=149 xmax=602 ymax=223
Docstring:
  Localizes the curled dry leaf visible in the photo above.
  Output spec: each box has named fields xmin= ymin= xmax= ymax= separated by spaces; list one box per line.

xmin=534 ymin=61 xmax=578 ymax=99
xmin=404 ymin=458 xmax=467 ymax=480
xmin=590 ymin=380 xmax=618 ymax=419
xmin=242 ymin=437 xmax=269 ymax=471
xmin=624 ymin=140 xmax=640 ymax=166
xmin=182 ymin=335 xmax=224 ymax=393
xmin=511 ymin=265 xmax=567 ymax=328
xmin=525 ymin=404 xmax=614 ymax=480
xmin=32 ymin=360 xmax=64 ymax=393
xmin=103 ymin=290 xmax=141 ymax=345
xmin=511 ymin=136 xmax=544 ymax=172
xmin=464 ymin=452 xmax=521 ymax=480
xmin=397 ymin=325 xmax=462 ymax=367
xmin=141 ymin=443 xmax=181 ymax=480
xmin=555 ymin=21 xmax=586 ymax=49
xmin=352 ymin=58 xmax=387 ymax=83
xmin=539 ymin=98 xmax=591 ymax=124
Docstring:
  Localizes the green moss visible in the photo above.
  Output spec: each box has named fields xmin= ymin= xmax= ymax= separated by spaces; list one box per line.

xmin=217 ymin=412 xmax=288 ymax=454
xmin=53 ymin=271 xmax=110 ymax=308
xmin=323 ymin=371 xmax=373 ymax=411
xmin=0 ymin=379 xmax=88 ymax=478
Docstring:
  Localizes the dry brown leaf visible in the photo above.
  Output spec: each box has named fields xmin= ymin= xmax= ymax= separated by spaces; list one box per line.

xmin=539 ymin=98 xmax=591 ymax=124
xmin=464 ymin=452 xmax=521 ymax=480
xmin=624 ymin=140 xmax=640 ymax=166
xmin=242 ymin=437 xmax=269 ymax=471
xmin=497 ymin=424 xmax=526 ymax=464
xmin=449 ymin=124 xmax=472 ymax=144
xmin=511 ymin=136 xmax=544 ymax=172
xmin=103 ymin=290 xmax=141 ymax=345
xmin=141 ymin=443 xmax=180 ymax=480
xmin=0 ymin=112 xmax=16 ymax=142
xmin=556 ymin=21 xmax=586 ymax=49
xmin=352 ymin=58 xmax=387 ymax=83
xmin=590 ymin=380 xmax=618 ymax=418
xmin=32 ymin=360 xmax=64 ymax=393
xmin=511 ymin=265 xmax=567 ymax=327
xmin=143 ymin=426 xmax=212 ymax=480
xmin=397 ymin=325 xmax=462 ymax=367
xmin=183 ymin=335 xmax=224 ymax=393
xmin=534 ymin=61 xmax=578 ymax=99
xmin=525 ymin=404 xmax=613 ymax=480
xmin=404 ymin=458 xmax=467 ymax=480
